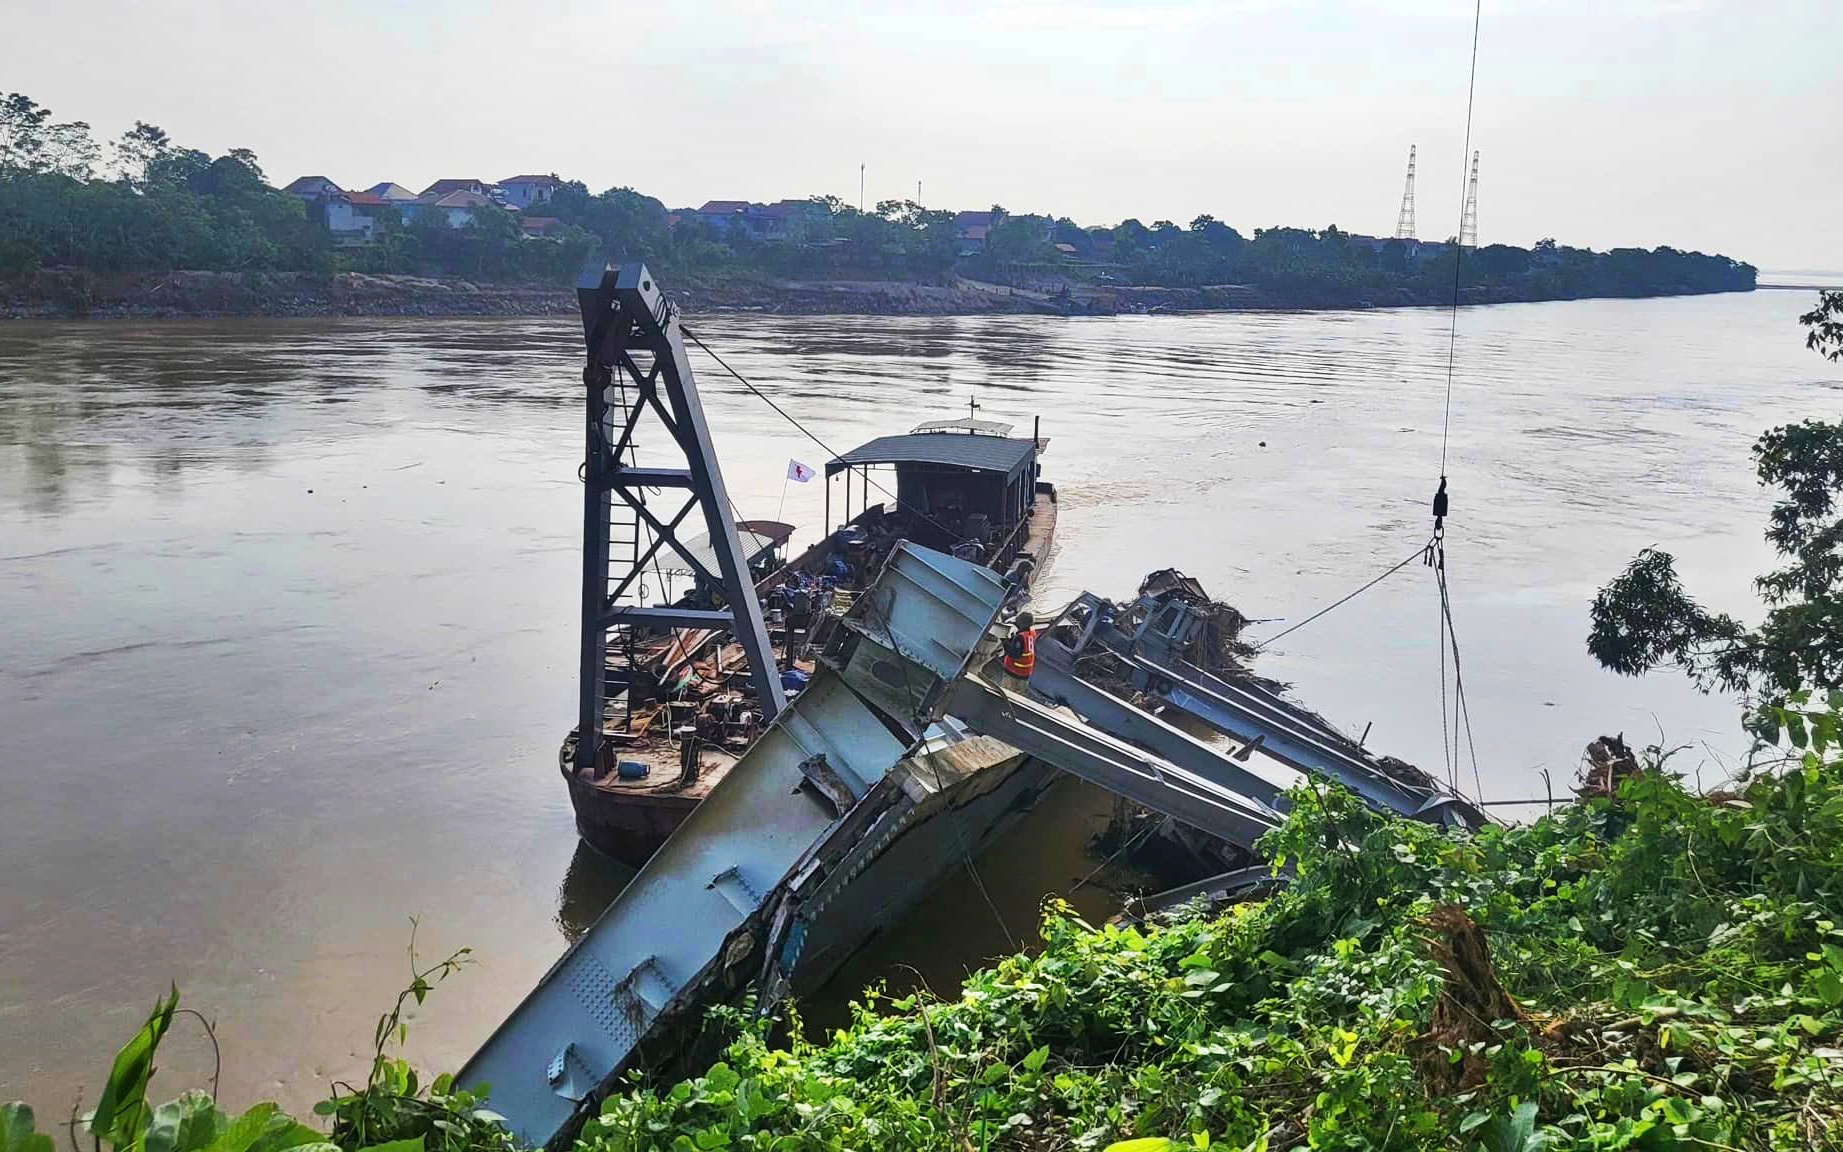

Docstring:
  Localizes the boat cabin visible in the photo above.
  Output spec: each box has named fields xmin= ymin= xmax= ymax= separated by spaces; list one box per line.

xmin=825 ymin=418 xmax=1046 ymax=565
xmin=670 ymin=519 xmax=794 ymax=607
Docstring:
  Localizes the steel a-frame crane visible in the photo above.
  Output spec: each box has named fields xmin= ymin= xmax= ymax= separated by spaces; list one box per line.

xmin=574 ymin=262 xmax=785 ymax=776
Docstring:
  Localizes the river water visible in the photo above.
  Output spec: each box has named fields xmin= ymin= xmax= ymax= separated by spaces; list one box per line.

xmin=3 ymin=289 xmax=1838 ymax=1114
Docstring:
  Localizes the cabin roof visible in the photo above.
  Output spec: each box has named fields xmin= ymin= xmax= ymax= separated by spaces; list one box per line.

xmin=826 ymin=432 xmax=1036 ymax=478
xmin=667 ymin=519 xmax=794 ymax=578
xmin=912 ymin=417 xmax=1014 ymax=436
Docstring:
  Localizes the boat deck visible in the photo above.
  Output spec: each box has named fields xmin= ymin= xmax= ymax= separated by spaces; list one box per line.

xmin=1019 ymin=486 xmax=1057 ymax=572
xmin=567 ymin=487 xmax=1057 ymax=867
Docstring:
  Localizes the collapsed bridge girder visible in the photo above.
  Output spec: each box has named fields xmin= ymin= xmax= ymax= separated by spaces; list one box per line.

xmin=1043 ymin=592 xmax=1484 ymax=829
xmin=463 ymin=546 xmax=1287 ymax=1149
xmin=945 ymin=676 xmax=1279 ymax=848
xmin=467 ymin=553 xmax=1484 ymax=1150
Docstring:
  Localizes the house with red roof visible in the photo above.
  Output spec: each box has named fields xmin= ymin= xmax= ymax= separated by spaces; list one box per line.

xmin=953 ymin=209 xmax=999 ymax=253
xmin=326 ymin=190 xmax=383 ymax=245
xmin=282 ymin=177 xmax=380 ymax=245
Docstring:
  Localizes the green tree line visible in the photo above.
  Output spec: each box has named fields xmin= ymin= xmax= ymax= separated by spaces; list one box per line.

xmin=1 ymin=89 xmax=1756 ymax=304
xmin=0 ymin=93 xmax=591 ymax=281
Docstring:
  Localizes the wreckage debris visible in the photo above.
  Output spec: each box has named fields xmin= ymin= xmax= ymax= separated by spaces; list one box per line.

xmin=1577 ymin=733 xmax=1642 ymax=799
xmin=1417 ymin=904 xmax=1528 ymax=1092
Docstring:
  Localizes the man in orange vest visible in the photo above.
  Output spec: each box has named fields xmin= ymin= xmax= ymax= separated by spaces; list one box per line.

xmin=994 ymin=609 xmax=1038 ymax=695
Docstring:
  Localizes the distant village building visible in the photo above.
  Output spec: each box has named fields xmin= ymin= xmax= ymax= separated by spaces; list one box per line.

xmin=365 ymin=182 xmax=419 ymax=203
xmin=335 ymin=190 xmax=390 ymax=245
xmin=322 ymin=195 xmax=374 ymax=246
xmin=282 ymin=178 xmax=375 ymax=246
xmin=688 ymin=199 xmax=827 ymax=242
xmin=757 ymin=199 xmax=826 ymax=239
xmin=282 ymin=176 xmax=342 ymax=200
xmin=952 ymin=210 xmax=998 ymax=254
xmin=694 ymin=200 xmax=752 ymax=236
xmin=421 ymin=178 xmax=489 ymax=199
xmin=427 ymin=189 xmax=493 ymax=228
xmin=283 ymin=173 xmax=534 ymax=241
xmin=499 ymin=175 xmax=560 ymax=209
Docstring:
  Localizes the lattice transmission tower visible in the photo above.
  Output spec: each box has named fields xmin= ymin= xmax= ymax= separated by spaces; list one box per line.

xmin=1394 ymin=145 xmax=1418 ymax=240
xmin=1458 ymin=151 xmax=1480 ymax=249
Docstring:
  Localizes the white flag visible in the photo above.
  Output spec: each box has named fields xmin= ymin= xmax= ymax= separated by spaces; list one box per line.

xmin=787 ymin=459 xmax=815 ymax=483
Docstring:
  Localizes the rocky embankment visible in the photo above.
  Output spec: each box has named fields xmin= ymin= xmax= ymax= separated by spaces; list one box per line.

xmin=0 ymin=270 xmax=1081 ymax=318
xmin=0 ymin=269 xmax=577 ymax=319
xmin=2 ymin=268 xmax=1751 ymax=320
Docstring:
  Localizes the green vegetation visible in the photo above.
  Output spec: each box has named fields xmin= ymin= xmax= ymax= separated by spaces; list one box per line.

xmin=11 ymin=712 xmax=1842 ymax=1152
xmin=0 ymin=89 xmax=1753 ymax=306
xmin=578 ymin=712 xmax=1843 ymax=1152
xmin=0 ymin=93 xmax=590 ymax=281
xmin=1590 ymin=291 xmax=1843 ymax=703
xmin=0 ymin=934 xmax=509 ymax=1152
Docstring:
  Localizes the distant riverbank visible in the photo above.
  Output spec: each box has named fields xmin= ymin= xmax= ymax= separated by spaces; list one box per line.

xmin=1 ymin=267 xmax=1759 ymax=320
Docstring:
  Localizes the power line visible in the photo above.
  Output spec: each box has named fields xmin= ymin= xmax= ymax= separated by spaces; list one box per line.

xmin=1439 ymin=0 xmax=1484 ymax=476
xmin=1437 ymin=563 xmax=1485 ymax=804
xmin=683 ymin=325 xmax=848 ymax=462
xmin=1439 ymin=581 xmax=1453 ymax=790
xmin=682 ymin=324 xmax=974 ymax=548
xmin=1252 ymin=539 xmax=1433 ymax=652
xmin=1428 ymin=0 xmax=1485 ymax=798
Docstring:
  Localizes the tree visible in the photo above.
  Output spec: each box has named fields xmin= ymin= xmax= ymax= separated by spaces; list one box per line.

xmin=0 ymin=83 xmax=1769 ymax=302
xmin=1588 ymin=294 xmax=1843 ymax=700
xmin=1112 ymin=218 xmax=1150 ymax=257
xmin=1801 ymin=290 xmax=1843 ymax=362
xmin=112 ymin=121 xmax=172 ymax=186
xmin=0 ymin=92 xmax=97 ymax=178
xmin=546 ymin=183 xmax=671 ymax=265
xmin=0 ymin=92 xmax=52 ymax=174
xmin=984 ymin=213 xmax=1054 ymax=266
xmin=145 ymin=146 xmax=211 ymax=190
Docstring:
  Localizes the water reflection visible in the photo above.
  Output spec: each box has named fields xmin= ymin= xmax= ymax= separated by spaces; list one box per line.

xmin=964 ymin=317 xmax=1058 ymax=383
xmin=802 ymin=778 xmax=1151 ymax=1032
xmin=556 ymin=841 xmax=635 ymax=944
xmin=0 ymin=319 xmax=592 ymax=510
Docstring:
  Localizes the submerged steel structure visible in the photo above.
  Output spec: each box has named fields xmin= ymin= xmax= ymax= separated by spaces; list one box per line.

xmin=1040 ymin=591 xmax=1484 ymax=828
xmin=463 ymin=540 xmax=1301 ymax=1148
xmin=574 ymin=262 xmax=784 ymax=776
xmin=463 ymin=543 xmax=1029 ymax=1146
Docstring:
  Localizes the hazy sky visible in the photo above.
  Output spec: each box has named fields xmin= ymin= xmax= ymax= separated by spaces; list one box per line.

xmin=4 ymin=0 xmax=1838 ymax=269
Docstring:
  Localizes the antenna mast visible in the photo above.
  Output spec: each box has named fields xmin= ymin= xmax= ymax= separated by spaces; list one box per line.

xmin=1458 ymin=151 xmax=1479 ymax=249
xmin=1394 ymin=145 xmax=1418 ymax=240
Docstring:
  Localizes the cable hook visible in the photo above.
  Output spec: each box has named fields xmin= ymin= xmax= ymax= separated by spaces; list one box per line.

xmin=1423 ymin=476 xmax=1449 ymax=570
